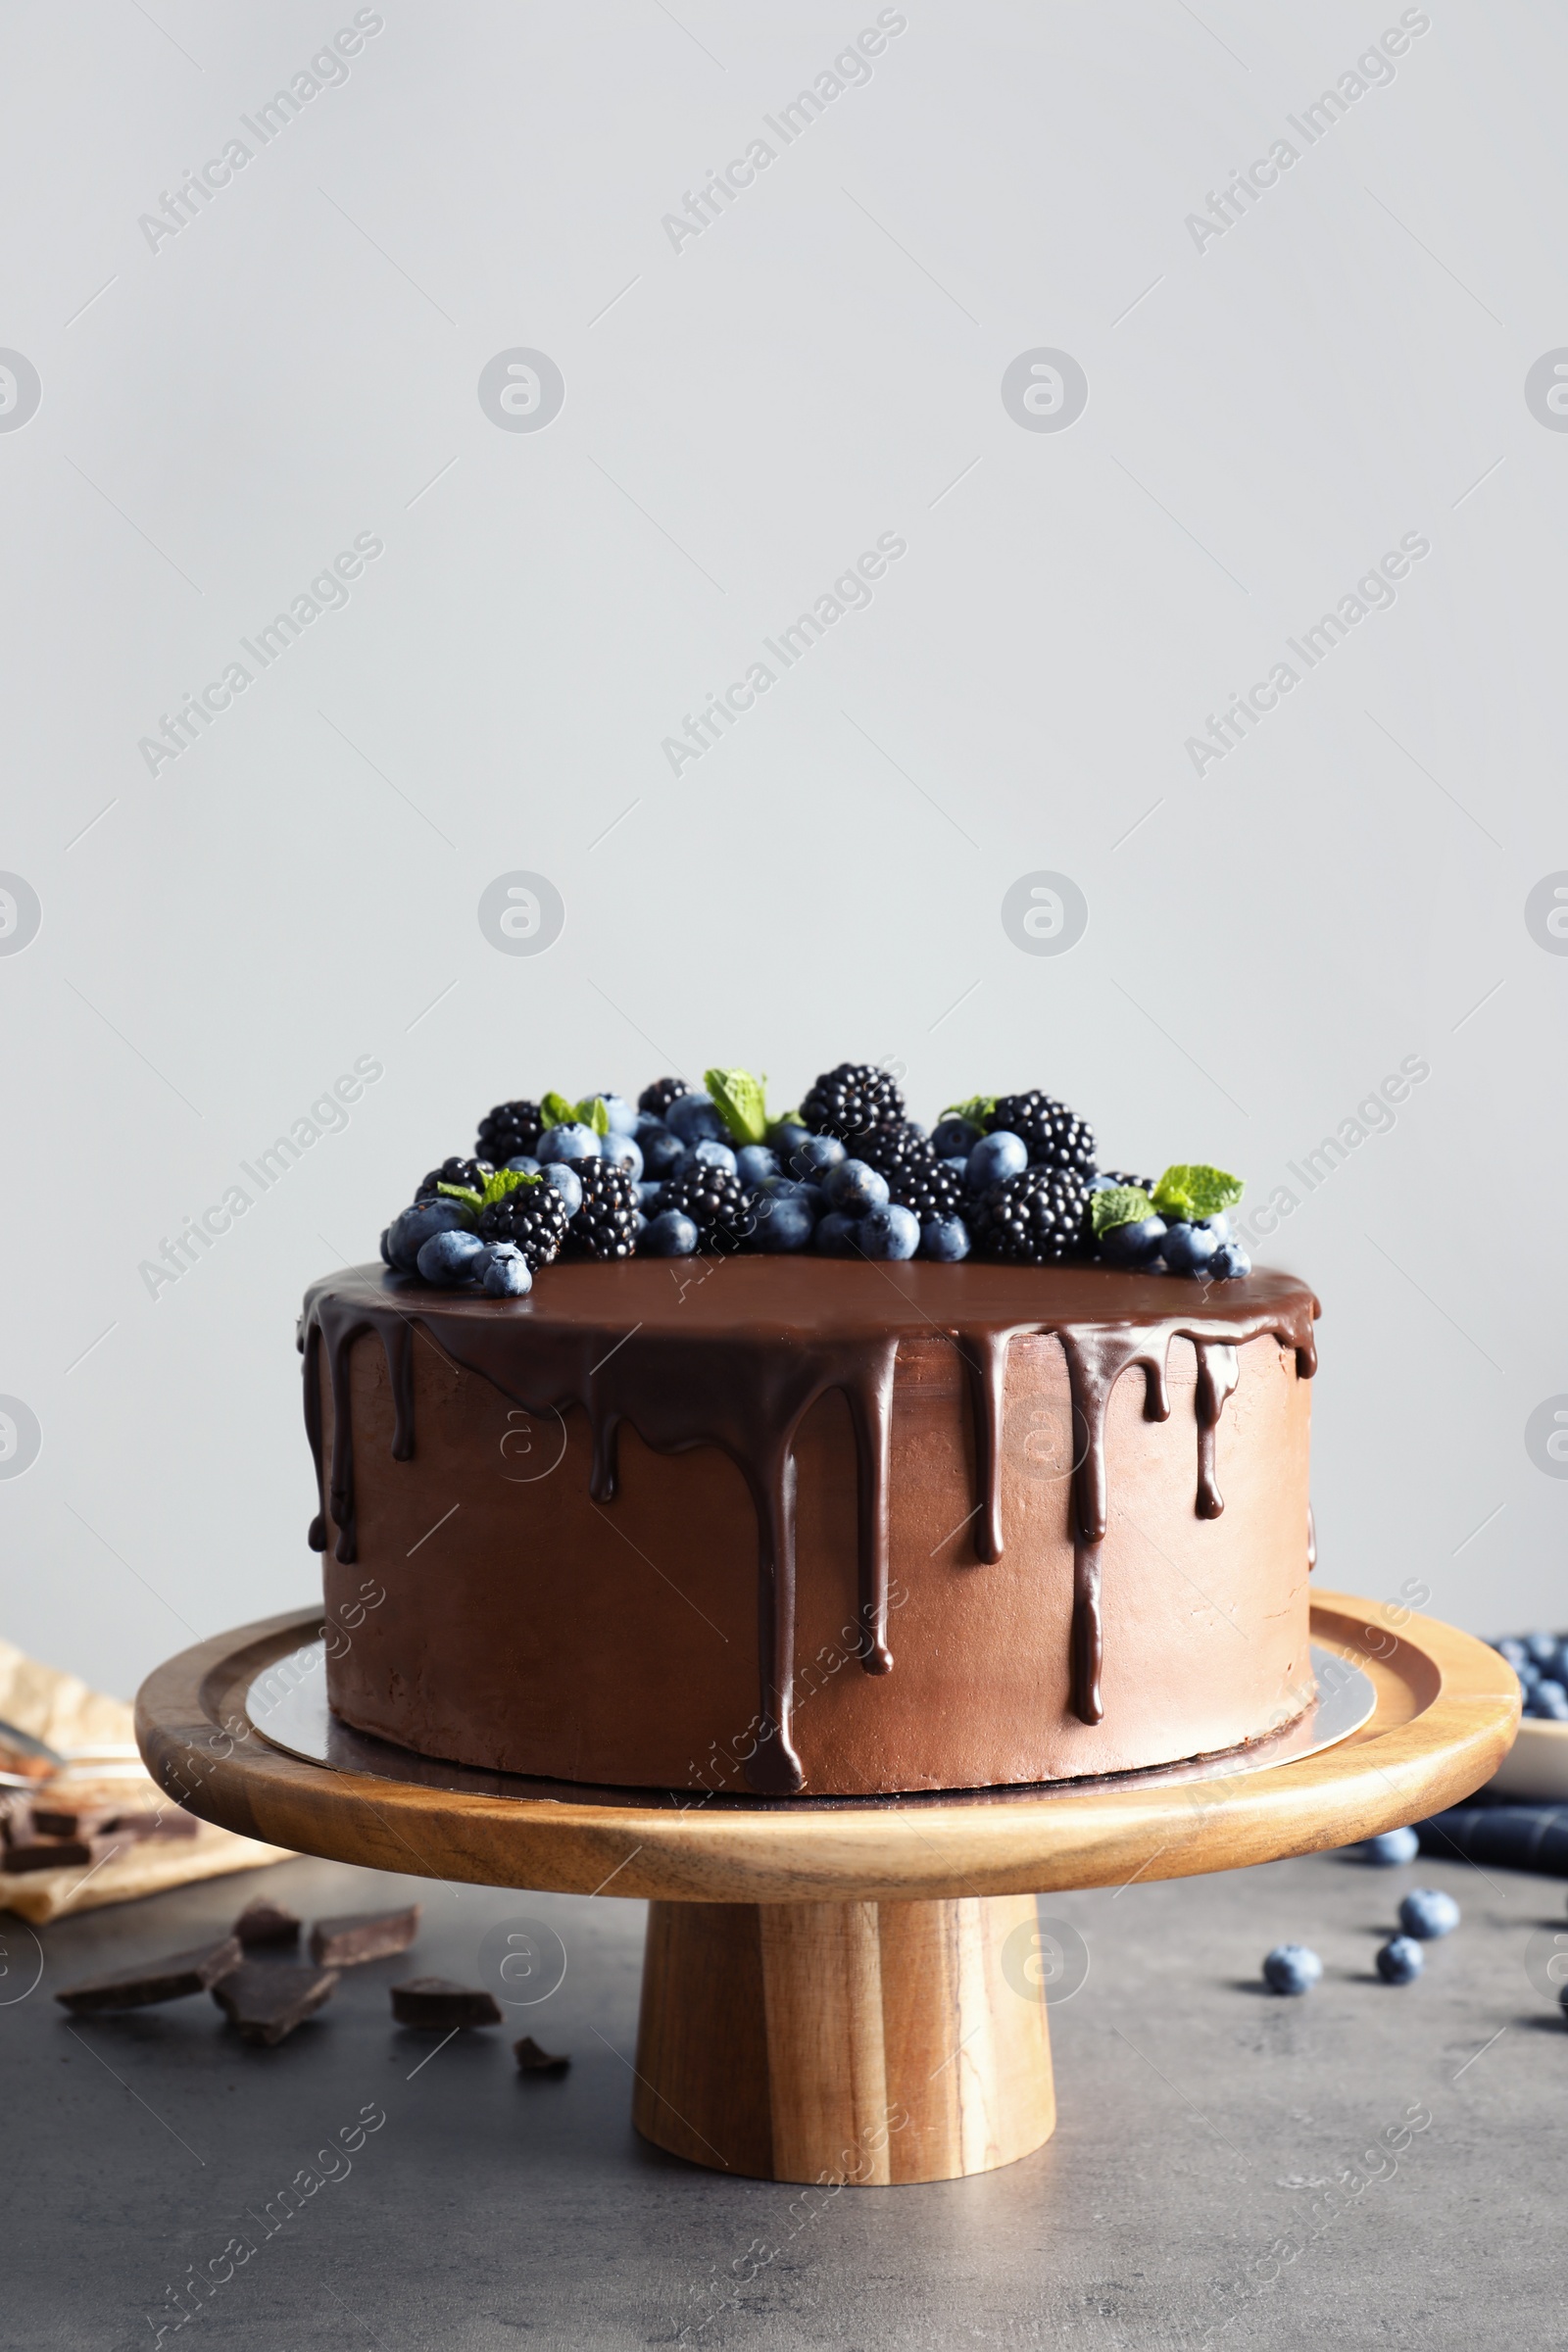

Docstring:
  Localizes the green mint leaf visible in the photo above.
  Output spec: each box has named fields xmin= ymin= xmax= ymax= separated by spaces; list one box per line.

xmin=573 ymin=1095 xmax=611 ymax=1138
xmin=481 ymin=1167 xmax=540 ymax=1206
xmin=1152 ymin=1163 xmax=1245 ymax=1221
xmin=1090 ymin=1185 xmax=1152 ymax=1238
xmin=540 ymin=1091 xmax=576 ymax=1130
xmin=941 ymin=1095 xmax=997 ymax=1129
xmin=705 ymin=1066 xmax=769 ymax=1146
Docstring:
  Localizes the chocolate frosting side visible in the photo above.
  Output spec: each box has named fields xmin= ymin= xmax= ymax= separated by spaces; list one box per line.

xmin=300 ymin=1260 xmax=1319 ymax=1795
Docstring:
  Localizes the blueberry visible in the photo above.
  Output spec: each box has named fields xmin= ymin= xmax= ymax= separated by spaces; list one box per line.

xmin=921 ymin=1215 xmax=971 ymax=1262
xmin=824 ymin=1159 xmax=890 ymax=1215
xmin=1209 ymin=1241 xmax=1251 ymax=1281
xmin=479 ymin=1243 xmax=532 ymax=1298
xmin=786 ymin=1132 xmax=846 ymax=1182
xmin=601 ymin=1132 xmax=644 ymax=1180
xmin=931 ymin=1116 xmax=981 ymax=1159
xmin=386 ymin=1199 xmax=471 ymax=1272
xmin=416 ymin=1228 xmax=487 ymax=1286
xmin=666 ymin=1092 xmax=728 ymax=1147
xmin=762 ymin=1176 xmax=821 ymax=1214
xmin=1261 ymin=1943 xmax=1322 ymax=1995
xmin=537 ymin=1122 xmax=601 ymax=1165
xmin=1376 ymin=1935 xmax=1424 ymax=1984
xmin=1397 ymin=1887 xmax=1460 ymax=1940
xmin=378 ymin=1226 xmax=395 ymax=1267
xmin=637 ymin=1180 xmax=664 ymax=1213
xmin=539 ymin=1161 xmax=583 ymax=1216
xmin=1527 ymin=1631 xmax=1559 ymax=1667
xmin=640 ymin=1209 xmax=699 ymax=1257
xmin=858 ymin=1202 xmax=920 ymax=1261
xmin=593 ymin=1094 xmax=638 ymax=1136
xmin=1101 ymin=1215 xmax=1167 ymax=1265
xmin=1496 ymin=1637 xmax=1529 ymax=1667
xmin=1200 ymin=1213 xmax=1232 ymax=1245
xmin=767 ymin=1117 xmax=810 ymax=1155
xmin=736 ymin=1145 xmax=780 ymax=1189
xmin=1361 ymin=1827 xmax=1420 ymax=1866
xmin=752 ymin=1196 xmax=815 ymax=1253
xmin=505 ymin=1154 xmax=542 ymax=1176
xmin=941 ymin=1155 xmax=970 ymax=1176
xmin=636 ymin=1121 xmax=685 ymax=1179
xmin=814 ymin=1210 xmax=861 ymax=1256
xmin=966 ymin=1131 xmax=1028 ymax=1192
xmin=1160 ymin=1220 xmax=1219 ymax=1276
xmin=1536 ymin=1684 xmax=1568 ymax=1720
xmin=692 ymin=1139 xmax=738 ymax=1176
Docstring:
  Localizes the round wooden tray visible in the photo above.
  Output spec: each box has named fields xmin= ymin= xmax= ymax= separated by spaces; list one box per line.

xmin=136 ymin=1593 xmax=1516 ymax=2186
xmin=136 ymin=1592 xmax=1515 ymax=1904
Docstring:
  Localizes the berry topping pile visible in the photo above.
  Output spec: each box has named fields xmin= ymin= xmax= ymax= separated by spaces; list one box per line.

xmin=377 ymin=1063 xmax=1254 ymax=1295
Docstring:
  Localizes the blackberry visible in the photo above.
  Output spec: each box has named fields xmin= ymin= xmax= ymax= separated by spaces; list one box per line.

xmin=799 ymin=1060 xmax=906 ymax=1145
xmin=887 ymin=1157 xmax=967 ymax=1226
xmin=657 ymin=1159 xmax=758 ymax=1250
xmin=1100 ymin=1169 xmax=1154 ymax=1195
xmin=564 ymin=1160 xmax=641 ymax=1259
xmin=976 ymin=1166 xmax=1090 ymax=1266
xmin=988 ymin=1092 xmax=1097 ymax=1179
xmin=475 ymin=1099 xmax=543 ymax=1165
xmin=476 ymin=1180 xmax=569 ymax=1270
xmin=638 ymin=1076 xmax=690 ymax=1118
xmin=858 ymin=1119 xmax=935 ymax=1182
xmin=415 ymin=1155 xmax=492 ymax=1202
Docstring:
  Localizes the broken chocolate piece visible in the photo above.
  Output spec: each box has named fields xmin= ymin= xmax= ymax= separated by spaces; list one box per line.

xmin=307 ymin=1905 xmax=419 ymax=1967
xmin=390 ymin=1976 xmax=502 ymax=2029
xmin=233 ymin=1897 xmax=302 ymax=1949
xmin=28 ymin=1802 xmax=197 ymax=1842
xmin=514 ymin=2034 xmax=570 ymax=2076
xmin=55 ymin=1935 xmax=244 ymax=2013
xmin=212 ymin=1960 xmax=339 ymax=2045
xmin=7 ymin=1833 xmax=122 ymax=1875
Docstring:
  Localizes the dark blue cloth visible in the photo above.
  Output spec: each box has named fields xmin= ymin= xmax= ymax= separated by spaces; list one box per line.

xmin=1417 ymin=1798 xmax=1568 ymax=1875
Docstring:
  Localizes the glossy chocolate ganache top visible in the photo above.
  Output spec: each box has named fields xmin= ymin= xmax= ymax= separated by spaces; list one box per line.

xmin=302 ymin=1258 xmax=1319 ymax=1795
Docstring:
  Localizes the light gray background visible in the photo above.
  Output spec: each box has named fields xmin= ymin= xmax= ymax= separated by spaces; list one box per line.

xmin=1 ymin=0 xmax=1563 ymax=1699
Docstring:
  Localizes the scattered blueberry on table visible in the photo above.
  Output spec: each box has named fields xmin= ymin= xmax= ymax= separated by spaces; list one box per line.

xmin=1376 ymin=1935 xmax=1425 ymax=1984
xmin=1360 ymin=1827 xmax=1420 ymax=1866
xmin=1262 ymin=1943 xmax=1322 ymax=1995
xmin=1397 ymin=1887 xmax=1460 ymax=1940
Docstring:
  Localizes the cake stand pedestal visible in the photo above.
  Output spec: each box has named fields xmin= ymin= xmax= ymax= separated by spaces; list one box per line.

xmin=135 ymin=1592 xmax=1516 ymax=2187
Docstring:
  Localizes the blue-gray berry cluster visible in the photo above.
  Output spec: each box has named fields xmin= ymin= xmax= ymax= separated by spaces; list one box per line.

xmin=1493 ymin=1631 xmax=1568 ymax=1719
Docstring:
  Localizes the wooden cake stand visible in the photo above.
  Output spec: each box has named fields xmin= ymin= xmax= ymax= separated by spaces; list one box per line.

xmin=136 ymin=1592 xmax=1516 ymax=2187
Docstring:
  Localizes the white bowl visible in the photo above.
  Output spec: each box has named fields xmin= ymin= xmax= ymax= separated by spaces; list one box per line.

xmin=1487 ymin=1718 xmax=1568 ymax=1802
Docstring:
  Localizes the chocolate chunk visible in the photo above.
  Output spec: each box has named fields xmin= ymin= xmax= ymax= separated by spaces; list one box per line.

xmin=20 ymin=1801 xmax=110 ymax=1838
xmin=514 ymin=2034 xmax=570 ymax=2076
xmin=233 ymin=1897 xmax=302 ymax=1948
xmin=390 ymin=1976 xmax=502 ymax=2029
xmin=7 ymin=1833 xmax=121 ymax=1875
xmin=212 ymin=1960 xmax=339 ymax=2045
xmin=55 ymin=1935 xmax=244 ymax=2013
xmin=307 ymin=1905 xmax=419 ymax=1967
xmin=28 ymin=1802 xmax=197 ymax=1843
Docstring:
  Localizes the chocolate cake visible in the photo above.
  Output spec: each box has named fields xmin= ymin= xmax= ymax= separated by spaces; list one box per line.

xmin=303 ymin=1256 xmax=1318 ymax=1797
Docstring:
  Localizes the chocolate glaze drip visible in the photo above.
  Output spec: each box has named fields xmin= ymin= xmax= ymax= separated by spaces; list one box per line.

xmin=302 ymin=1261 xmax=1318 ymax=1793
xmin=1193 ymin=1341 xmax=1241 ymax=1522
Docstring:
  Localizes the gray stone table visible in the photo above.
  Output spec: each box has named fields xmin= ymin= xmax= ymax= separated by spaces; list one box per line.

xmin=3 ymin=1839 xmax=1560 ymax=2351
